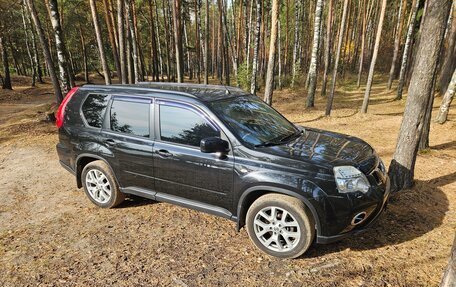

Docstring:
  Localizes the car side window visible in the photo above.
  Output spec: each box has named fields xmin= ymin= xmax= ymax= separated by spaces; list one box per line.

xmin=159 ymin=104 xmax=219 ymax=147
xmin=82 ymin=94 xmax=109 ymax=128
xmin=110 ymin=99 xmax=150 ymax=137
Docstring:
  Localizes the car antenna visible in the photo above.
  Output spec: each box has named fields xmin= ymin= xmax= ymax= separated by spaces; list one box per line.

xmin=218 ymin=78 xmax=231 ymax=95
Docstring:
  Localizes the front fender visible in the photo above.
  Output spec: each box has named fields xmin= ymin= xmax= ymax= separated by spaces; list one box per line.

xmin=235 ymin=183 xmax=324 ymax=237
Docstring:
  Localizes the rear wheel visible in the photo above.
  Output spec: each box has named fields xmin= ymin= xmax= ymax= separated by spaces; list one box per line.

xmin=246 ymin=194 xmax=315 ymax=259
xmin=81 ymin=160 xmax=125 ymax=208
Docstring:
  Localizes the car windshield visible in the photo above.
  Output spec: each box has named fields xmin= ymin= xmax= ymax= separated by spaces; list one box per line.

xmin=208 ymin=95 xmax=299 ymax=147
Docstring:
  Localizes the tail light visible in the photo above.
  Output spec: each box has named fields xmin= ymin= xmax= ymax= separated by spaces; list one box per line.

xmin=56 ymin=87 xmax=79 ymax=128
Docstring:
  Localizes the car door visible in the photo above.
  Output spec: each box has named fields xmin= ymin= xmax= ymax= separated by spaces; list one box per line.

xmin=153 ymin=100 xmax=234 ymax=210
xmin=100 ymin=96 xmax=155 ymax=191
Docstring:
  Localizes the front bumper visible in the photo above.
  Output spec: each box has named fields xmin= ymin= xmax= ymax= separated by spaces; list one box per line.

xmin=316 ymin=176 xmax=390 ymax=244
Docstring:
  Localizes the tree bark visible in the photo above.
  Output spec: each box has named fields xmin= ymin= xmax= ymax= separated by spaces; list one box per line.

xmin=360 ymin=0 xmax=387 ymax=114
xmin=0 ymin=37 xmax=12 ymax=90
xmin=250 ymin=0 xmax=261 ymax=95
xmin=47 ymin=0 xmax=72 ymax=94
xmin=325 ymin=0 xmax=350 ymax=116
xmin=306 ymin=0 xmax=324 ymax=108
xmin=263 ymin=0 xmax=279 ymax=105
xmin=388 ymin=0 xmax=451 ymax=192
xmin=117 ymin=0 xmax=127 ymax=84
xmin=439 ymin=3 xmax=456 ymax=94
xmin=387 ymin=0 xmax=407 ymax=90
xmin=79 ymin=25 xmax=89 ymax=83
xmin=195 ymin=0 xmax=201 ymax=84
xmin=440 ymin=233 xmax=456 ymax=287
xmin=26 ymin=0 xmax=63 ymax=103
xmin=204 ymin=0 xmax=209 ymax=84
xmin=90 ymin=0 xmax=111 ymax=85
xmin=396 ymin=0 xmax=420 ymax=101
xmin=321 ymin=0 xmax=334 ymax=97
xmin=291 ymin=1 xmax=301 ymax=88
xmin=103 ymin=0 xmax=121 ymax=80
xmin=436 ymin=68 xmax=456 ymax=124
xmin=21 ymin=1 xmax=36 ymax=87
xmin=125 ymin=0 xmax=139 ymax=83
xmin=172 ymin=0 xmax=184 ymax=83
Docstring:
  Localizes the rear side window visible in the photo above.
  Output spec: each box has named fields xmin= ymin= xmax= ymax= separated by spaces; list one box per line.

xmin=110 ymin=99 xmax=150 ymax=137
xmin=81 ymin=94 xmax=109 ymax=128
xmin=159 ymin=104 xmax=219 ymax=147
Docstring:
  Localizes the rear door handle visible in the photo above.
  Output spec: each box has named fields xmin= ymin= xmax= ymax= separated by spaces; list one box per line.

xmin=104 ymin=139 xmax=117 ymax=147
xmin=156 ymin=149 xmax=173 ymax=158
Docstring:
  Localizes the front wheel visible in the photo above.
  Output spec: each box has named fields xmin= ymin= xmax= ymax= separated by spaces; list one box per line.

xmin=246 ymin=194 xmax=315 ymax=259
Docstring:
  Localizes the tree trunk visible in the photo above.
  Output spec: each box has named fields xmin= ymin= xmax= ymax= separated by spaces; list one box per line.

xmin=90 ymin=0 xmax=111 ymax=85
xmin=291 ymin=1 xmax=301 ymax=88
xmin=103 ymin=0 xmax=121 ymax=80
xmin=204 ymin=0 xmax=209 ymax=84
xmin=26 ymin=0 xmax=63 ymax=103
xmin=436 ymin=68 xmax=456 ymax=124
xmin=396 ymin=0 xmax=420 ymax=101
xmin=439 ymin=3 xmax=456 ymax=94
xmin=321 ymin=0 xmax=334 ymax=97
xmin=0 ymin=37 xmax=12 ymax=90
xmin=47 ymin=0 xmax=72 ymax=94
xmin=147 ymin=0 xmax=158 ymax=81
xmin=125 ymin=0 xmax=139 ymax=83
xmin=263 ymin=0 xmax=279 ymax=105
xmin=24 ymin=0 xmax=43 ymax=84
xmin=79 ymin=25 xmax=89 ymax=83
xmin=388 ymin=0 xmax=451 ymax=192
xmin=117 ymin=0 xmax=127 ymax=84
xmin=306 ymin=0 xmax=324 ymax=108
xmin=21 ymin=1 xmax=36 ymax=87
xmin=195 ymin=0 xmax=201 ymax=84
xmin=440 ymin=233 xmax=456 ymax=287
xmin=388 ymin=0 xmax=407 ymax=90
xmin=161 ymin=0 xmax=171 ymax=80
xmin=278 ymin=20 xmax=282 ymax=89
xmin=360 ymin=0 xmax=387 ymax=114
xmin=172 ymin=0 xmax=184 ymax=83
xmin=325 ymin=0 xmax=350 ymax=116
xmin=250 ymin=0 xmax=261 ymax=95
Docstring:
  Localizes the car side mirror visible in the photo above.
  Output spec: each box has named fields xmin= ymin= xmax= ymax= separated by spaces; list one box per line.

xmin=200 ymin=137 xmax=230 ymax=154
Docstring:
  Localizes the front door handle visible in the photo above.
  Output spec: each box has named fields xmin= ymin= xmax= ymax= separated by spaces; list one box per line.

xmin=104 ymin=139 xmax=117 ymax=147
xmin=156 ymin=149 xmax=173 ymax=158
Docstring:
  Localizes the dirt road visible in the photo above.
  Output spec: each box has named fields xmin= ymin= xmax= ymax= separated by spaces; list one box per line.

xmin=0 ymin=77 xmax=455 ymax=286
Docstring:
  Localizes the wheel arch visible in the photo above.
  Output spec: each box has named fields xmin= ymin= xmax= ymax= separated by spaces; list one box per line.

xmin=236 ymin=186 xmax=321 ymax=236
xmin=75 ymin=154 xmax=118 ymax=189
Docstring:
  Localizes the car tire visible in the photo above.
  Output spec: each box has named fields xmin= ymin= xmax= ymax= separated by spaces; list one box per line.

xmin=81 ymin=160 xmax=125 ymax=208
xmin=246 ymin=193 xmax=315 ymax=259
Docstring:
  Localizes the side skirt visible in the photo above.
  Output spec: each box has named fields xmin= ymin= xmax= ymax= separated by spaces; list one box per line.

xmin=121 ymin=187 xmax=237 ymax=222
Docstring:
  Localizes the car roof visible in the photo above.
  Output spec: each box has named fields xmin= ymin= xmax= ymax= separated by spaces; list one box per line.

xmin=80 ymin=82 xmax=249 ymax=102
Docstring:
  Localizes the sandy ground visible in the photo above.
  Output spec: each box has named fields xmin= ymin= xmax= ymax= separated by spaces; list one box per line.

xmin=0 ymin=75 xmax=455 ymax=286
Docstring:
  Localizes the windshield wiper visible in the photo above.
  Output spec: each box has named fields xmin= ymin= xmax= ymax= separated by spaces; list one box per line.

xmin=254 ymin=130 xmax=302 ymax=148
xmin=277 ymin=130 xmax=302 ymax=143
xmin=254 ymin=141 xmax=281 ymax=148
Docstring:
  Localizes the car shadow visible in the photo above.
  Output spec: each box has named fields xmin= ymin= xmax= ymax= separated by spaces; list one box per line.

xmin=117 ymin=195 xmax=156 ymax=209
xmin=304 ymin=171 xmax=454 ymax=258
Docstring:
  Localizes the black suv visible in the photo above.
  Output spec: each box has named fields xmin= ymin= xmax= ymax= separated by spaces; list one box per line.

xmin=56 ymin=83 xmax=390 ymax=259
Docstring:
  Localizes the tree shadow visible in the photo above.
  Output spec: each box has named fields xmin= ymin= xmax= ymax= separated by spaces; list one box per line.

xmin=431 ymin=141 xmax=456 ymax=150
xmin=305 ymin=171 xmax=453 ymax=258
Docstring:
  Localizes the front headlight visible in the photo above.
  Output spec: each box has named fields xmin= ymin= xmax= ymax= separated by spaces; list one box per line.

xmin=334 ymin=166 xmax=370 ymax=193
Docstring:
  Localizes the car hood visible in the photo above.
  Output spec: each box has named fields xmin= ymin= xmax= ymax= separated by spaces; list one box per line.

xmin=259 ymin=127 xmax=378 ymax=173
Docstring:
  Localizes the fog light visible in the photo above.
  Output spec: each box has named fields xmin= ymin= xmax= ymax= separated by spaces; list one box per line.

xmin=351 ymin=212 xmax=367 ymax=226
